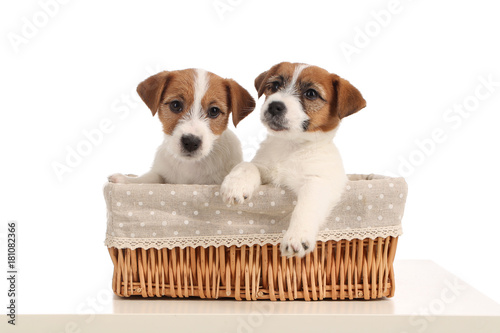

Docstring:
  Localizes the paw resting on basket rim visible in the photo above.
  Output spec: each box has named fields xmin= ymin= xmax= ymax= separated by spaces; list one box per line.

xmin=220 ymin=172 xmax=260 ymax=205
xmin=108 ymin=173 xmax=133 ymax=184
xmin=280 ymin=228 xmax=317 ymax=257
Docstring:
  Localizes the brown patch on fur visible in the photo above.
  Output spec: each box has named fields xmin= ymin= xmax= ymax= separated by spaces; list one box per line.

xmin=254 ymin=62 xmax=297 ymax=98
xmin=137 ymin=69 xmax=255 ymax=136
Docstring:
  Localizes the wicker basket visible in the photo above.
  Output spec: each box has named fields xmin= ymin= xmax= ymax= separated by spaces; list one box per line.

xmin=105 ymin=174 xmax=406 ymax=301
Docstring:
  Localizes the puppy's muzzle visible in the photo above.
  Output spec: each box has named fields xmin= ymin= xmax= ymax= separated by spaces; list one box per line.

xmin=181 ymin=134 xmax=202 ymax=153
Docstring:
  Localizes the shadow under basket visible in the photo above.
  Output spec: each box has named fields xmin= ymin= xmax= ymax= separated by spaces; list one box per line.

xmin=108 ymin=237 xmax=398 ymax=300
xmin=104 ymin=174 xmax=407 ymax=301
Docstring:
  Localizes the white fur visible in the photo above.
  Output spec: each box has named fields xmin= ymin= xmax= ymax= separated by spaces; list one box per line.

xmin=109 ymin=69 xmax=243 ymax=185
xmin=221 ymin=65 xmax=347 ymax=257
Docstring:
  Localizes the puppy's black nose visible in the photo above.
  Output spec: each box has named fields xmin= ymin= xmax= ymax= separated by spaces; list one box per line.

xmin=181 ymin=135 xmax=201 ymax=153
xmin=267 ymin=101 xmax=286 ymax=117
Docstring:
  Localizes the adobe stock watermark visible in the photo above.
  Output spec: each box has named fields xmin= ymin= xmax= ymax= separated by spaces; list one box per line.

xmin=51 ymin=65 xmax=162 ymax=182
xmin=240 ymin=128 xmax=267 ymax=161
xmin=236 ymin=302 xmax=275 ymax=333
xmin=6 ymin=0 xmax=71 ymax=54
xmin=213 ymin=0 xmax=244 ymax=21
xmin=385 ymin=74 xmax=498 ymax=178
xmin=402 ymin=278 xmax=467 ymax=333
xmin=340 ymin=0 xmax=414 ymax=64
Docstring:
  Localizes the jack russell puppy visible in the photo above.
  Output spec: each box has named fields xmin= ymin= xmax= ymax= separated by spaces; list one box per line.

xmin=109 ymin=68 xmax=255 ymax=184
xmin=221 ymin=62 xmax=366 ymax=257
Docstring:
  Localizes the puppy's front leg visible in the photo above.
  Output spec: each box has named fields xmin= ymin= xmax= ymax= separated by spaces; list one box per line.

xmin=108 ymin=170 xmax=164 ymax=184
xmin=281 ymin=181 xmax=343 ymax=257
xmin=220 ymin=162 xmax=263 ymax=204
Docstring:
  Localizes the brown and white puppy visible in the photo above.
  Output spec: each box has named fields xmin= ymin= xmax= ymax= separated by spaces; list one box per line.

xmin=221 ymin=62 xmax=366 ymax=257
xmin=109 ymin=68 xmax=255 ymax=184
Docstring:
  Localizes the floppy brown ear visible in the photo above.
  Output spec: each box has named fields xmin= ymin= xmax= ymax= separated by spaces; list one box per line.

xmin=254 ymin=70 xmax=269 ymax=98
xmin=331 ymin=74 xmax=366 ymax=119
xmin=136 ymin=71 xmax=171 ymax=116
xmin=226 ymin=79 xmax=256 ymax=127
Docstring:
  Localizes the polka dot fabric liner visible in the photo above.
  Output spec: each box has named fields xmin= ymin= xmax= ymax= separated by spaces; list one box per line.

xmin=104 ymin=174 xmax=407 ymax=250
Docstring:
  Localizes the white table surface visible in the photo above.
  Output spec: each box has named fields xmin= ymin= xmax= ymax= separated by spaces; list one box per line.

xmin=4 ymin=260 xmax=500 ymax=333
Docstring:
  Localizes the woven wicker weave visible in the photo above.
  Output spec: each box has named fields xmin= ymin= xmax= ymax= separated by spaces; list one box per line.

xmin=108 ymin=236 xmax=398 ymax=300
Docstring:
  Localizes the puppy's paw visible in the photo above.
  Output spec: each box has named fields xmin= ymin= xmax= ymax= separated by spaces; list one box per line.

xmin=220 ymin=174 xmax=259 ymax=205
xmin=108 ymin=173 xmax=129 ymax=184
xmin=280 ymin=228 xmax=317 ymax=258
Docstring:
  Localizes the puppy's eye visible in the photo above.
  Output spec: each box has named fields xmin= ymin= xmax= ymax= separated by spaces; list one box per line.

xmin=208 ymin=107 xmax=221 ymax=118
xmin=304 ymin=89 xmax=318 ymax=100
xmin=169 ymin=100 xmax=183 ymax=113
xmin=270 ymin=81 xmax=281 ymax=93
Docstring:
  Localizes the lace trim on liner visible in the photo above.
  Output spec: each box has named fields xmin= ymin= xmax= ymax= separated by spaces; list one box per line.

xmin=105 ymin=225 xmax=403 ymax=250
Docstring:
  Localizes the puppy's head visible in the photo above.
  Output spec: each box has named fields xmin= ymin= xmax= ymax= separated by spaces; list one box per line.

xmin=137 ymin=69 xmax=255 ymax=161
xmin=255 ymin=62 xmax=366 ymax=138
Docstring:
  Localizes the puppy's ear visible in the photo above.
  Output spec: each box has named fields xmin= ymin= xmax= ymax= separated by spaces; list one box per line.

xmin=226 ymin=79 xmax=256 ymax=127
xmin=254 ymin=63 xmax=283 ymax=98
xmin=331 ymin=74 xmax=366 ymax=119
xmin=137 ymin=71 xmax=172 ymax=116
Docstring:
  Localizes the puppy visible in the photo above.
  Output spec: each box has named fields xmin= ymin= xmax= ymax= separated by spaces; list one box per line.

xmin=109 ymin=68 xmax=255 ymax=184
xmin=221 ymin=62 xmax=366 ymax=257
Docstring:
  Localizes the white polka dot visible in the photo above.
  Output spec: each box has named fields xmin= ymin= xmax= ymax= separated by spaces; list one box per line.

xmin=325 ymin=228 xmax=329 ymax=231
xmin=162 ymin=221 xmax=167 ymax=226
xmin=172 ymin=211 xmax=176 ymax=215
xmin=184 ymin=220 xmax=189 ymax=225
xmin=292 ymin=201 xmax=297 ymax=205
xmin=171 ymin=190 xmax=176 ymax=195
xmin=217 ymin=230 xmax=222 ymax=234
xmin=174 ymin=231 xmax=178 ymax=235
xmin=335 ymin=217 xmax=340 ymax=222
xmin=389 ymin=183 xmax=394 ymax=188
xmin=271 ymin=219 xmax=275 ymax=224
xmin=150 ymin=211 xmax=155 ymax=215
xmin=398 ymin=215 xmax=402 ymax=220
xmin=148 ymin=191 xmax=153 ymax=195
xmin=152 ymin=232 xmax=157 ymax=237
xmin=239 ymin=229 xmax=244 ymax=234
xmin=249 ymin=220 xmax=254 ymax=224
xmin=399 ymin=193 xmax=404 ymax=198
xmin=126 ymin=191 xmax=131 ymax=195
xmin=346 ymin=206 xmax=351 ymax=211
xmin=379 ymin=194 xmax=384 ymax=199
xmin=260 ymin=229 xmax=265 ymax=234
xmin=127 ymin=212 xmax=133 ymax=216
xmin=182 ymin=202 xmax=187 ymax=206
xmin=281 ymin=211 xmax=286 ymax=214
xmin=358 ymin=195 xmax=363 ymax=200
xmin=194 ymin=211 xmax=199 ymax=215
xmin=131 ymin=233 xmax=135 ymax=238
xmin=160 ymin=201 xmax=165 ymax=206
xmin=195 ymin=230 xmax=200 ymax=235
xmin=248 ymin=202 xmax=254 ymax=207
xmin=368 ymin=184 xmax=373 ymax=189
xmin=216 ymin=210 xmax=220 ymax=214
xmin=226 ymin=204 xmax=231 ymax=208
xmin=357 ymin=216 xmax=362 ymax=221
xmin=206 ymin=221 xmax=210 ymax=224
xmin=119 ymin=223 xmax=123 ymax=228
xmin=111 ymin=232 xmax=115 ymax=236
xmin=193 ymin=191 xmax=198 ymax=195
xmin=368 ymin=205 xmax=373 ymax=210
xmin=214 ymin=192 xmax=220 ymax=196
xmin=389 ymin=204 xmax=394 ymax=209
xmin=138 ymin=202 xmax=143 ymax=206
xmin=227 ymin=220 xmax=232 ymax=225
xmin=116 ymin=202 xmax=122 ymax=207
xmin=280 ymin=190 xmax=286 ymax=195
xmin=270 ymin=201 xmax=275 ymax=206
xmin=378 ymin=215 xmax=383 ymax=221
xmin=282 ymin=230 xmax=287 ymax=234
xmin=204 ymin=202 xmax=209 ymax=207
xmin=259 ymin=191 xmax=264 ymax=196
xmin=140 ymin=222 xmax=145 ymax=227
xmin=237 ymin=210 xmax=242 ymax=215
xmin=346 ymin=185 xmax=351 ymax=190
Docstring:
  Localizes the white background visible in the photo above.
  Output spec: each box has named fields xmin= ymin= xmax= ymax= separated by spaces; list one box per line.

xmin=1 ymin=0 xmax=499 ymax=315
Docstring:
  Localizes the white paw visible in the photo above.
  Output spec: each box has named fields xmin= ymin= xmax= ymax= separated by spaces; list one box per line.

xmin=220 ymin=173 xmax=259 ymax=205
xmin=280 ymin=228 xmax=317 ymax=258
xmin=108 ymin=173 xmax=129 ymax=184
